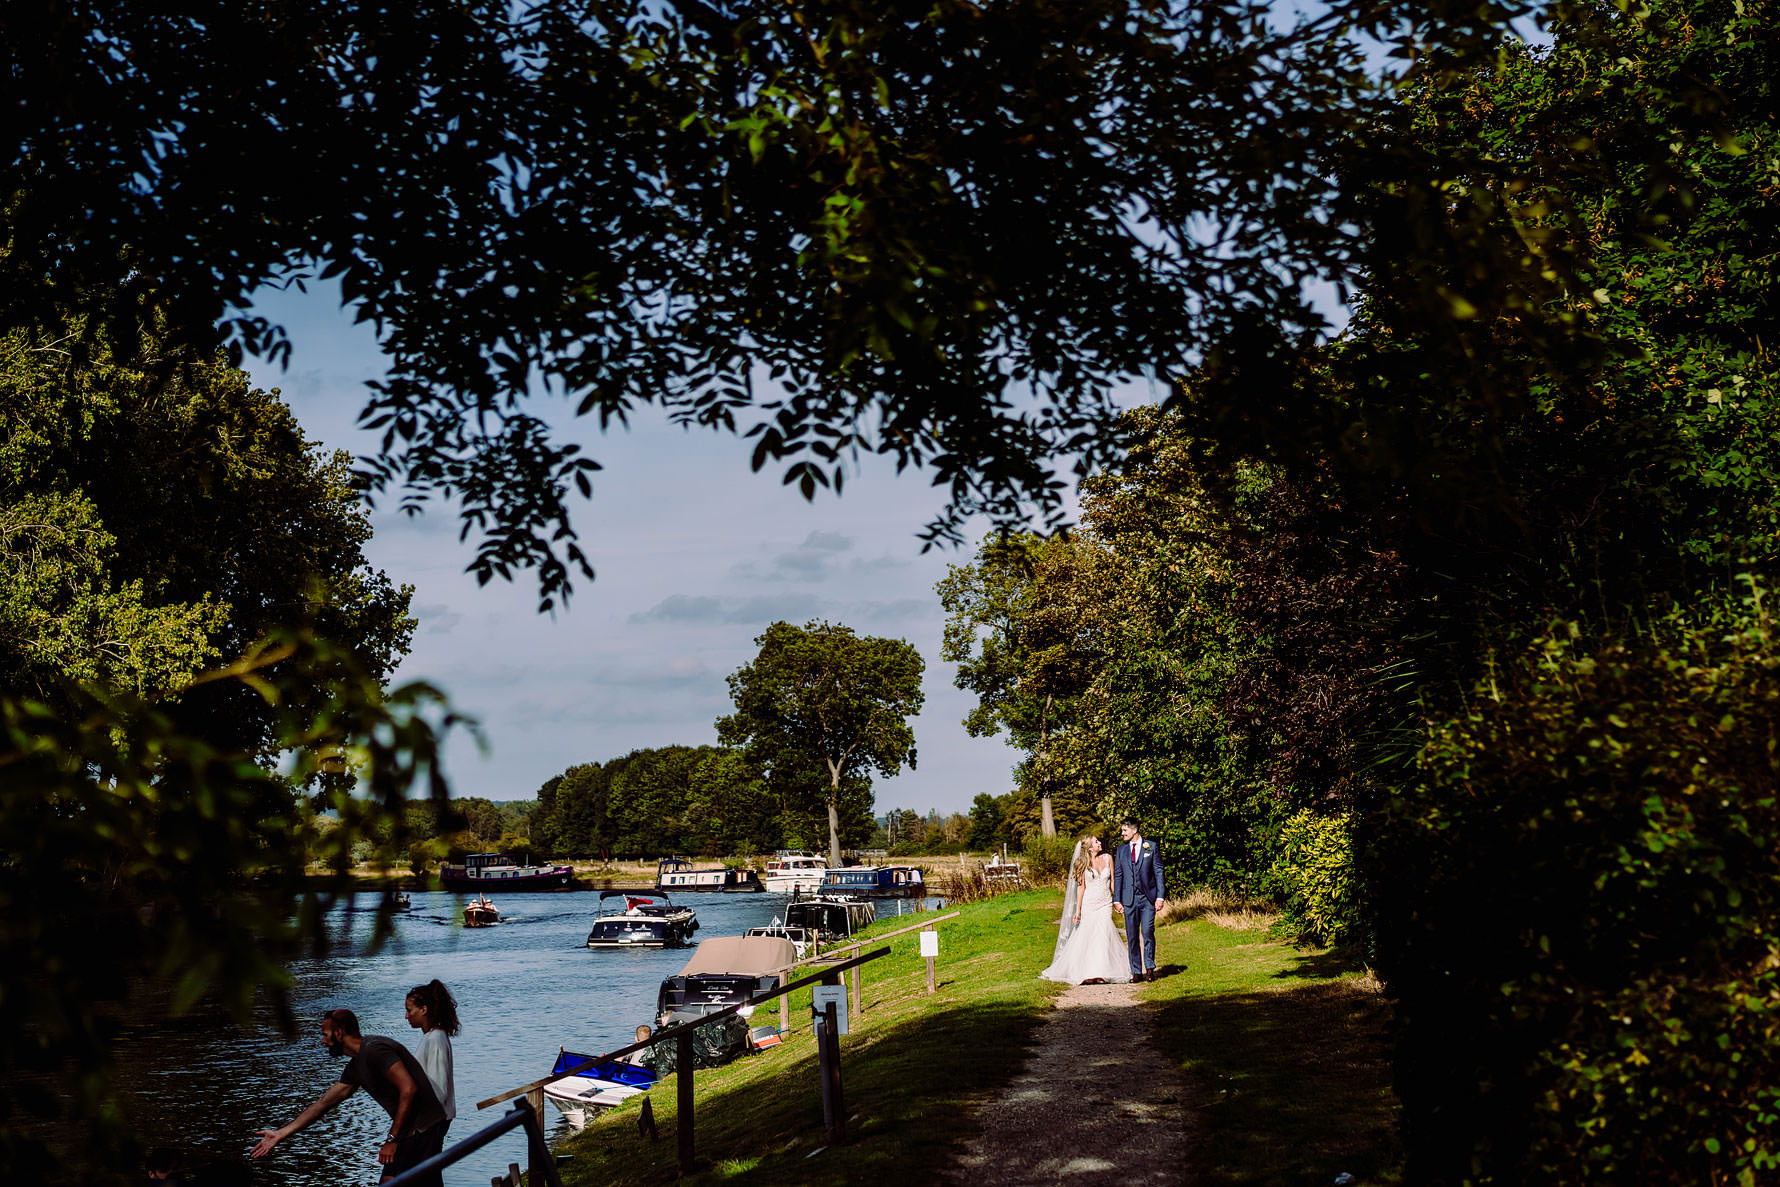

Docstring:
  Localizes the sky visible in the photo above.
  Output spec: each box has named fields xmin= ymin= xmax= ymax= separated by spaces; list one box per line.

xmin=242 ymin=284 xmax=1050 ymax=818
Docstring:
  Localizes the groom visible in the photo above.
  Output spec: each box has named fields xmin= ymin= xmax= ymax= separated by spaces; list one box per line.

xmin=1113 ymin=817 xmax=1166 ymax=982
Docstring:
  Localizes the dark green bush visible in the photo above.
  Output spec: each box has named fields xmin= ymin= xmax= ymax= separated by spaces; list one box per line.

xmin=1377 ymin=597 xmax=1780 ymax=1182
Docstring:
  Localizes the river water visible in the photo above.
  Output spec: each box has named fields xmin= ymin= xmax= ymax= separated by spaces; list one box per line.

xmin=114 ymin=889 xmax=836 ymax=1186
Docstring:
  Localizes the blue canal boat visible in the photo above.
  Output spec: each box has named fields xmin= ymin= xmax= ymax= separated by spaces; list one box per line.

xmin=817 ymin=865 xmax=926 ymax=899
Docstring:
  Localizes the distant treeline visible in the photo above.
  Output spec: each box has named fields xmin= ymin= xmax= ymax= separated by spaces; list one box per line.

xmin=529 ymin=745 xmax=878 ymax=860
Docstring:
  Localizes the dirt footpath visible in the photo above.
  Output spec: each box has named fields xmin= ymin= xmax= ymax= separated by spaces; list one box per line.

xmin=945 ymin=980 xmax=1192 ymax=1185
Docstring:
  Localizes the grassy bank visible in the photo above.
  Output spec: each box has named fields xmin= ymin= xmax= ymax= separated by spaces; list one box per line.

xmin=556 ymin=891 xmax=1062 ymax=1185
xmin=548 ymin=889 xmax=1399 ymax=1185
xmin=1147 ymin=893 xmax=1401 ymax=1186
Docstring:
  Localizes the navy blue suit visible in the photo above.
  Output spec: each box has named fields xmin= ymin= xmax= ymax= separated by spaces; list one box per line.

xmin=1113 ymin=837 xmax=1165 ymax=976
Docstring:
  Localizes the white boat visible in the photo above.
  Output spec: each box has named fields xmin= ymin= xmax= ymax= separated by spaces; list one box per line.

xmin=762 ymin=851 xmax=827 ymax=894
xmin=541 ymin=1049 xmax=658 ymax=1127
xmin=585 ymin=891 xmax=699 ymax=948
xmin=744 ymin=919 xmax=817 ymax=961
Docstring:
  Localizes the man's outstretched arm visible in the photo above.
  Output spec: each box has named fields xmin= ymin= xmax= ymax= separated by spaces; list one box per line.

xmin=252 ymin=1081 xmax=354 ymax=1158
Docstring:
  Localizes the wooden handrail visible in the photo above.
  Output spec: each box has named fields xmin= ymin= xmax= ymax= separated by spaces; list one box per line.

xmin=808 ymin=910 xmax=961 ymax=962
xmin=477 ymin=945 xmax=893 ymax=1110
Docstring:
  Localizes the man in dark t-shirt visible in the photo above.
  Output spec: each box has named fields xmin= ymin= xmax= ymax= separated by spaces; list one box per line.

xmin=251 ymin=1008 xmax=448 ymax=1186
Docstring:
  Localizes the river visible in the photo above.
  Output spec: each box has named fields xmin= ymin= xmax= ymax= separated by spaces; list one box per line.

xmin=113 ymin=888 xmax=841 ymax=1186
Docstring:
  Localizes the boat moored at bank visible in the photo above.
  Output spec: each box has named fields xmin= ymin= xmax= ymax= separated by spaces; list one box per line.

xmin=440 ymin=851 xmax=575 ymax=892
xmin=783 ymin=897 xmax=876 ymax=948
xmin=817 ymin=865 xmax=925 ymax=899
xmin=655 ymin=856 xmax=763 ymax=893
xmin=541 ymin=1049 xmax=658 ymax=1127
xmin=761 ymin=850 xmax=827 ymax=894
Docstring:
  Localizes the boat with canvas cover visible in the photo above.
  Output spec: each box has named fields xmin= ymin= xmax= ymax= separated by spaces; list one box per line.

xmin=584 ymin=890 xmax=698 ymax=949
xmin=656 ymin=934 xmax=798 ymax=1023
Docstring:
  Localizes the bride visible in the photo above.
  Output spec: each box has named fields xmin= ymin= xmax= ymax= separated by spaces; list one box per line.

xmin=1039 ymin=835 xmax=1131 ymax=985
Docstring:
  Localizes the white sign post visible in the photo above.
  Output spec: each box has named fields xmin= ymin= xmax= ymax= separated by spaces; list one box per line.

xmin=921 ymin=925 xmax=938 ymax=993
xmin=812 ymin=984 xmax=850 ymax=1035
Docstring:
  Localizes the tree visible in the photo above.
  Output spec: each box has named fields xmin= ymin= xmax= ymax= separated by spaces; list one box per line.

xmin=3 ymin=0 xmax=1426 ymax=609
xmin=0 ymin=315 xmax=416 ymax=767
xmin=0 ymin=316 xmax=442 ymax=1177
xmin=967 ymin=793 xmax=1008 ymax=852
xmin=939 ymin=534 xmax=1108 ymax=836
xmin=717 ymin=621 xmax=923 ymax=867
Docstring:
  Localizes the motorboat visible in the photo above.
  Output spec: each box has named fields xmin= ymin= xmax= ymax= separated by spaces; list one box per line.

xmin=463 ymin=896 xmax=499 ymax=928
xmin=541 ymin=1048 xmax=658 ymax=1127
xmin=783 ymin=897 xmax=876 ymax=948
xmin=391 ymin=890 xmax=412 ymax=912
xmin=656 ymin=936 xmax=798 ymax=1059
xmin=744 ymin=920 xmax=817 ymax=960
xmin=440 ymin=851 xmax=575 ymax=892
xmin=585 ymin=890 xmax=698 ymax=949
xmin=655 ymin=856 xmax=763 ymax=893
xmin=656 ymin=934 xmax=798 ymax=1023
xmin=818 ymin=865 xmax=926 ymax=899
xmin=762 ymin=850 xmax=827 ymax=895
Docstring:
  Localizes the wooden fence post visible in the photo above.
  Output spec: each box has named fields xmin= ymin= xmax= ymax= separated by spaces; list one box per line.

xmin=815 ymin=972 xmax=845 ymax=1146
xmin=525 ymin=1088 xmax=545 ymax=1184
xmin=924 ymin=924 xmax=936 ymax=994
xmin=850 ymin=959 xmax=863 ymax=1024
xmin=677 ymin=1029 xmax=695 ymax=1175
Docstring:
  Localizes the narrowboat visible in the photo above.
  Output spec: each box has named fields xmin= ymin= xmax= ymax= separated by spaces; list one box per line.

xmin=654 ymin=856 xmax=763 ymax=893
xmin=762 ymin=850 xmax=827 ymax=894
xmin=440 ymin=851 xmax=575 ymax=892
xmin=585 ymin=891 xmax=699 ymax=949
xmin=817 ymin=865 xmax=926 ymax=899
xmin=541 ymin=1049 xmax=658 ymax=1127
xmin=783 ymin=897 xmax=876 ymax=947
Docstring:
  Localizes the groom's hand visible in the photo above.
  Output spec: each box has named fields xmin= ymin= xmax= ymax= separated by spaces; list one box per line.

xmin=1155 ymin=898 xmax=1166 ymax=912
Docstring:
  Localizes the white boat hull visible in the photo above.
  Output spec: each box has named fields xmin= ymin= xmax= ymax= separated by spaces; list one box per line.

xmin=543 ymin=1076 xmax=648 ymax=1127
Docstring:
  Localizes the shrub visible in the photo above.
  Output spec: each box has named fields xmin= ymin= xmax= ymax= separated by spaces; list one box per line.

xmin=1376 ymin=596 xmax=1780 ymax=1182
xmin=1020 ymin=833 xmax=1077 ymax=883
xmin=1270 ymin=810 xmax=1359 ymax=945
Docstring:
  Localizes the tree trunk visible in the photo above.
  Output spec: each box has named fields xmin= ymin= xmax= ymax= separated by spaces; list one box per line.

xmin=826 ymin=782 xmax=843 ymax=869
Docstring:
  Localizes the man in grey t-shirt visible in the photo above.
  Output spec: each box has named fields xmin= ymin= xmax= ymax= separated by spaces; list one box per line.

xmin=251 ymin=1008 xmax=447 ymax=1185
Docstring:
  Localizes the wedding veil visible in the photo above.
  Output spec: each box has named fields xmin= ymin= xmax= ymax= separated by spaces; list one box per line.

xmin=1052 ymin=840 xmax=1087 ymax=961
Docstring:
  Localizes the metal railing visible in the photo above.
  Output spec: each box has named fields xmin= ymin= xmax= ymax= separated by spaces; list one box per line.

xmin=476 ymin=945 xmax=892 ymax=1177
xmin=381 ymin=1096 xmax=560 ymax=1187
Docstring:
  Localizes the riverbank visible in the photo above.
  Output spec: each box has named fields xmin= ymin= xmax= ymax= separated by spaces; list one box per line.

xmin=547 ymin=887 xmax=1399 ymax=1185
xmin=308 ymin=853 xmax=994 ymax=892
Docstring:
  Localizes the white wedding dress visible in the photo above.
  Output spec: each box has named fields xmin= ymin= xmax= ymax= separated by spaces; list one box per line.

xmin=1040 ymin=866 xmax=1131 ymax=984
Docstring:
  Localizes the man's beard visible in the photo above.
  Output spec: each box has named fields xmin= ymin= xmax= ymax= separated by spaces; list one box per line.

xmin=324 ymin=1038 xmax=346 ymax=1057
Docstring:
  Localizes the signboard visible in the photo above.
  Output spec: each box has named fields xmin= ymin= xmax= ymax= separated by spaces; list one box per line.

xmin=919 ymin=929 xmax=939 ymax=959
xmin=812 ymin=984 xmax=849 ymax=1035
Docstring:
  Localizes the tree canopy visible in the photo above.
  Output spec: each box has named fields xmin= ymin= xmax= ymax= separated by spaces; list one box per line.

xmin=717 ymin=620 xmax=923 ymax=866
xmin=0 ymin=316 xmax=446 ymax=1178
xmin=3 ymin=0 xmax=1441 ymax=608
